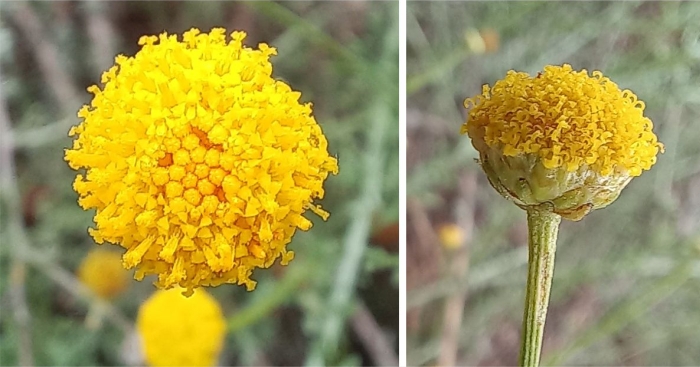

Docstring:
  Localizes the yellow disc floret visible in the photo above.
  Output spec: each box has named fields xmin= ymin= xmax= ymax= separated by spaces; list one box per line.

xmin=77 ymin=248 xmax=130 ymax=299
xmin=463 ymin=64 xmax=662 ymax=177
xmin=65 ymin=28 xmax=339 ymax=293
xmin=462 ymin=64 xmax=663 ymax=220
xmin=137 ymin=288 xmax=225 ymax=366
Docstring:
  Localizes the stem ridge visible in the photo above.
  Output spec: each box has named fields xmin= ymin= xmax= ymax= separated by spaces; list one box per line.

xmin=519 ymin=209 xmax=561 ymax=367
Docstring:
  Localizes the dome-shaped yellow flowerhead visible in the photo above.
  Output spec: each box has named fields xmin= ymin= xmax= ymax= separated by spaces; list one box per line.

xmin=78 ymin=248 xmax=130 ymax=299
xmin=65 ymin=28 xmax=339 ymax=293
xmin=463 ymin=64 xmax=663 ymax=220
xmin=137 ymin=288 xmax=225 ymax=366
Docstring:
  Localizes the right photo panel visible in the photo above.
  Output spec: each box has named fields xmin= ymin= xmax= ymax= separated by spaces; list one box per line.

xmin=407 ymin=2 xmax=700 ymax=366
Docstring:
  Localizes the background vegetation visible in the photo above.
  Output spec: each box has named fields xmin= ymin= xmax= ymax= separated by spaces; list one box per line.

xmin=0 ymin=1 xmax=398 ymax=366
xmin=407 ymin=2 xmax=700 ymax=366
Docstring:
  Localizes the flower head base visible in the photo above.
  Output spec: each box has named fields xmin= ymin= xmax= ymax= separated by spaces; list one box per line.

xmin=463 ymin=64 xmax=662 ymax=220
xmin=78 ymin=248 xmax=130 ymax=299
xmin=137 ymin=288 xmax=225 ymax=366
xmin=65 ymin=28 xmax=338 ymax=293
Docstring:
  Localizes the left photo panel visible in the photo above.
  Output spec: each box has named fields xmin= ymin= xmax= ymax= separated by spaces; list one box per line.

xmin=0 ymin=2 xmax=398 ymax=366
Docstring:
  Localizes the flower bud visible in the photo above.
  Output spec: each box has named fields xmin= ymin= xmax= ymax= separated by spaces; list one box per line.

xmin=463 ymin=64 xmax=663 ymax=220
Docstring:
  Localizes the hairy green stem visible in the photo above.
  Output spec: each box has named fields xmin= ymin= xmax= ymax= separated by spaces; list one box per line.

xmin=519 ymin=209 xmax=561 ymax=367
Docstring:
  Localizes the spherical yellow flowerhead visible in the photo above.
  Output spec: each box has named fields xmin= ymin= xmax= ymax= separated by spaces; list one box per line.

xmin=65 ymin=28 xmax=339 ymax=293
xmin=78 ymin=248 xmax=130 ymax=299
xmin=137 ymin=288 xmax=225 ymax=366
xmin=463 ymin=64 xmax=663 ymax=220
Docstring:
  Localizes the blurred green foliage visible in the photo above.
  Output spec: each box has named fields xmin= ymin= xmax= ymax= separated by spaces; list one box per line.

xmin=0 ymin=1 xmax=398 ymax=366
xmin=408 ymin=1 xmax=700 ymax=366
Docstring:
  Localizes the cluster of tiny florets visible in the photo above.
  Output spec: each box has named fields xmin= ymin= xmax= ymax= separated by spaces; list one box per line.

xmin=65 ymin=28 xmax=338 ymax=293
xmin=463 ymin=64 xmax=663 ymax=177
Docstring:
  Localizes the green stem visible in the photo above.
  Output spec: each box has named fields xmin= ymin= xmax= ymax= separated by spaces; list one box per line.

xmin=519 ymin=209 xmax=561 ymax=367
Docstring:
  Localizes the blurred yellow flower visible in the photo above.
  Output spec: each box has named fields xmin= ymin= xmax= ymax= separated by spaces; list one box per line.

xmin=78 ymin=248 xmax=130 ymax=299
xmin=65 ymin=28 xmax=338 ymax=293
xmin=137 ymin=288 xmax=225 ymax=366
xmin=438 ymin=223 xmax=465 ymax=250
xmin=463 ymin=64 xmax=663 ymax=220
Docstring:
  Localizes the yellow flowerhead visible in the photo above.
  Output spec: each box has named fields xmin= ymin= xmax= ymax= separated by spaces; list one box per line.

xmin=65 ymin=28 xmax=339 ymax=293
xmin=137 ymin=288 xmax=225 ymax=366
xmin=438 ymin=223 xmax=465 ymax=250
xmin=77 ymin=248 xmax=130 ymax=299
xmin=463 ymin=64 xmax=663 ymax=220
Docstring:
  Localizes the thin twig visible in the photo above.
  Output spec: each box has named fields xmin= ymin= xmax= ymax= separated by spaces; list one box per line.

xmin=8 ymin=2 xmax=82 ymax=115
xmin=407 ymin=198 xmax=442 ymax=255
xmin=1 ymin=68 xmax=35 ymax=367
xmin=81 ymin=1 xmax=118 ymax=74
xmin=306 ymin=96 xmax=389 ymax=366
xmin=305 ymin=60 xmax=394 ymax=367
xmin=8 ymin=263 xmax=33 ymax=366
xmin=246 ymin=2 xmax=366 ymax=69
xmin=350 ymin=302 xmax=399 ymax=366
xmin=0 ymin=67 xmax=132 ymax=337
xmin=304 ymin=10 xmax=397 ymax=365
xmin=405 ymin=197 xmax=444 ymax=335
xmin=33 ymin=252 xmax=134 ymax=335
xmin=10 ymin=242 xmax=135 ymax=335
xmin=1 ymin=66 xmax=34 ymax=367
xmin=11 ymin=117 xmax=74 ymax=149
xmin=437 ymin=172 xmax=477 ymax=366
xmin=437 ymin=278 xmax=468 ymax=367
xmin=408 ymin=247 xmax=526 ymax=309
